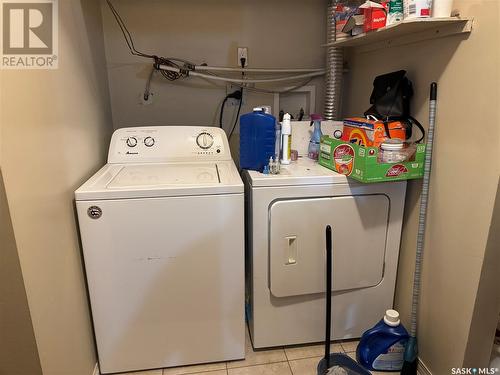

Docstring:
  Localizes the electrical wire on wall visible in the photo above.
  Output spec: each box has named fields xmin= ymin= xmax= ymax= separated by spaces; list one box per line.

xmin=105 ymin=0 xmax=155 ymax=59
xmin=106 ymin=0 xmax=326 ymax=135
xmin=144 ymin=66 xmax=155 ymax=101
xmin=220 ymin=58 xmax=246 ymax=140
xmin=227 ymin=58 xmax=246 ymax=140
xmin=229 ymin=90 xmax=243 ymax=139
xmin=106 ymin=0 xmax=199 ymax=82
xmin=219 ymin=90 xmax=242 ymax=128
xmin=106 ymin=0 xmax=324 ymax=83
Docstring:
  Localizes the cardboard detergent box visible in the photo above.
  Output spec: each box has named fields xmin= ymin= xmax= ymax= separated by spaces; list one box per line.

xmin=319 ymin=136 xmax=426 ymax=183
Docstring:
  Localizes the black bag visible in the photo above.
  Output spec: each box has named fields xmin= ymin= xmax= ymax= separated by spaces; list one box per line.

xmin=364 ymin=70 xmax=425 ymax=143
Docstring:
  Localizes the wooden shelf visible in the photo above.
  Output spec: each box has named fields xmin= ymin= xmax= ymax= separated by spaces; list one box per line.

xmin=324 ymin=17 xmax=473 ymax=53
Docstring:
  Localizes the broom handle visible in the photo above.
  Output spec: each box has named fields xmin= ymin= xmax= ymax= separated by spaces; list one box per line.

xmin=409 ymin=83 xmax=437 ymax=337
xmin=325 ymin=225 xmax=332 ymax=368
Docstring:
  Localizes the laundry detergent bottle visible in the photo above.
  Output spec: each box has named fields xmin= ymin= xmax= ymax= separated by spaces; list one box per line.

xmin=239 ymin=107 xmax=276 ymax=172
xmin=357 ymin=309 xmax=409 ymax=371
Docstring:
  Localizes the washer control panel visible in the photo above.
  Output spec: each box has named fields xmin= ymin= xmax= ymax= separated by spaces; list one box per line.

xmin=108 ymin=126 xmax=230 ymax=163
xmin=196 ymin=132 xmax=214 ymax=149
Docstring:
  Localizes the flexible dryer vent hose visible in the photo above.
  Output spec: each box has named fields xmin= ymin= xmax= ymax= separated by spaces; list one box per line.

xmin=324 ymin=2 xmax=343 ymax=120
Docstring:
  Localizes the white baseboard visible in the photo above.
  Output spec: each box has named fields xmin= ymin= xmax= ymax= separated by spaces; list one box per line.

xmin=418 ymin=358 xmax=432 ymax=375
xmin=92 ymin=363 xmax=100 ymax=375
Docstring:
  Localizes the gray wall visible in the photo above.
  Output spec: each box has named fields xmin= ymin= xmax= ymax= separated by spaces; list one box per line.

xmin=0 ymin=1 xmax=113 ymax=374
xmin=0 ymin=170 xmax=42 ymax=375
xmin=464 ymin=178 xmax=500 ymax=366
xmin=100 ymin=0 xmax=328 ymax=133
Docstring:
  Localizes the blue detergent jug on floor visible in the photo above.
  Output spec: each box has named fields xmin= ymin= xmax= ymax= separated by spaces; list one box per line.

xmin=357 ymin=309 xmax=409 ymax=372
xmin=239 ymin=108 xmax=276 ymax=172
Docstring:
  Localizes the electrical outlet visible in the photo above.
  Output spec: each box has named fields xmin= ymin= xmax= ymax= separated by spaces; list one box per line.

xmin=225 ymin=83 xmax=245 ymax=106
xmin=237 ymin=47 xmax=248 ymax=67
xmin=226 ymin=83 xmax=239 ymax=95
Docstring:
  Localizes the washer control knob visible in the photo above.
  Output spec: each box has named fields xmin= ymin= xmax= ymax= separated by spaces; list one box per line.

xmin=144 ymin=136 xmax=155 ymax=147
xmin=126 ymin=137 xmax=138 ymax=147
xmin=196 ymin=132 xmax=214 ymax=150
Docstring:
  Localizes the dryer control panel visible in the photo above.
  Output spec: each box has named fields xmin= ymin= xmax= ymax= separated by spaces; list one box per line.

xmin=108 ymin=126 xmax=231 ymax=164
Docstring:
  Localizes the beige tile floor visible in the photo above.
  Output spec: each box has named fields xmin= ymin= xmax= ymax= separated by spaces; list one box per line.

xmin=120 ymin=326 xmax=393 ymax=375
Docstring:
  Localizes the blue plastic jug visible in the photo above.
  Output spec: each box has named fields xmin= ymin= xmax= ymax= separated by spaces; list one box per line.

xmin=357 ymin=309 xmax=409 ymax=371
xmin=239 ymin=108 xmax=276 ymax=172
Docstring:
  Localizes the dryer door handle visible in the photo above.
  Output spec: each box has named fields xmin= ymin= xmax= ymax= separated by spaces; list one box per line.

xmin=285 ymin=236 xmax=297 ymax=265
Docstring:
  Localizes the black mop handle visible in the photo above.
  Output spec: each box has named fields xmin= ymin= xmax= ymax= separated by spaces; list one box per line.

xmin=325 ymin=225 xmax=332 ymax=368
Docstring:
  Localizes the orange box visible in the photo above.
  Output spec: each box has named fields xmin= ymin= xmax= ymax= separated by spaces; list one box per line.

xmin=341 ymin=117 xmax=406 ymax=147
xmin=360 ymin=1 xmax=387 ymax=32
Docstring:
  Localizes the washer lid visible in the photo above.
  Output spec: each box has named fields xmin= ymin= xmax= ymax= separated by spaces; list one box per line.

xmin=75 ymin=161 xmax=243 ymax=200
xmin=108 ymin=163 xmax=220 ymax=189
xmin=244 ymin=158 xmax=349 ymax=187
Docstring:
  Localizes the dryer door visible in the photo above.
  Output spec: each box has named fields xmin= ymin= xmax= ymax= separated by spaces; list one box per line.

xmin=269 ymin=194 xmax=389 ymax=298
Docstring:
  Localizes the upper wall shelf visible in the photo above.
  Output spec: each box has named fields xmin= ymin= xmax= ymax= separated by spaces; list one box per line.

xmin=324 ymin=17 xmax=473 ymax=53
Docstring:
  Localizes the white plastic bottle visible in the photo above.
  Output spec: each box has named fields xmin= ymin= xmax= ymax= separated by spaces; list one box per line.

xmin=432 ymin=0 xmax=453 ymax=17
xmin=281 ymin=113 xmax=292 ymax=165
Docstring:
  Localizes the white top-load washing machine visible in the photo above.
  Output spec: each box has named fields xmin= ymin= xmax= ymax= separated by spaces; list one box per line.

xmin=75 ymin=126 xmax=244 ymax=374
xmin=243 ymin=158 xmax=406 ymax=349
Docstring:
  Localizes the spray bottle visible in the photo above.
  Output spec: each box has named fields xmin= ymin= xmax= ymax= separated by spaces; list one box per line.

xmin=308 ymin=114 xmax=323 ymax=160
xmin=281 ymin=113 xmax=292 ymax=165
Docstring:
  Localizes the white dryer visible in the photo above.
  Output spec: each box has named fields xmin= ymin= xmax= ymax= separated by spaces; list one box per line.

xmin=76 ymin=126 xmax=244 ymax=374
xmin=243 ymin=158 xmax=406 ymax=348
